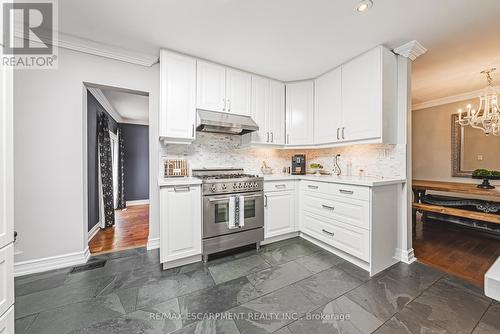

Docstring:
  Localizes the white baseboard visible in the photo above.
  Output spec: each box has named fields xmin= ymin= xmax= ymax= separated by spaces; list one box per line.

xmin=14 ymin=247 xmax=90 ymax=277
xmin=395 ymin=248 xmax=417 ymax=264
xmin=88 ymin=224 xmax=100 ymax=241
xmin=126 ymin=199 xmax=149 ymax=206
xmin=261 ymin=232 xmax=299 ymax=245
xmin=147 ymin=237 xmax=160 ymax=250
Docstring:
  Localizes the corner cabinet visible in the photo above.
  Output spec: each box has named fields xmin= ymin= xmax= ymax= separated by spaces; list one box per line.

xmin=197 ymin=60 xmax=252 ymax=116
xmin=249 ymin=76 xmax=285 ymax=145
xmin=159 ymin=50 xmax=197 ymax=144
xmin=314 ymin=67 xmax=342 ymax=144
xmin=341 ymin=46 xmax=397 ymax=143
xmin=160 ymin=184 xmax=202 ymax=269
xmin=285 ymin=81 xmax=314 ymax=145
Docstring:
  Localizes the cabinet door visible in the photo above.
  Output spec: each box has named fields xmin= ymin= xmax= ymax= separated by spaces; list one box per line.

xmin=250 ymin=76 xmax=269 ymax=143
xmin=226 ymin=69 xmax=252 ymax=116
xmin=159 ymin=50 xmax=196 ymax=141
xmin=0 ymin=306 xmax=13 ymax=334
xmin=196 ymin=61 xmax=226 ymax=112
xmin=0 ymin=244 xmax=13 ymax=318
xmin=314 ymin=67 xmax=342 ymax=144
xmin=160 ymin=186 xmax=201 ymax=263
xmin=264 ymin=191 xmax=295 ymax=238
xmin=268 ymin=80 xmax=285 ymax=145
xmin=285 ymin=81 xmax=314 ymax=145
xmin=341 ymin=48 xmax=382 ymax=141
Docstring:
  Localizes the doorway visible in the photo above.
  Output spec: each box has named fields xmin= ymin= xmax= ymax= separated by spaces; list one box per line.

xmin=85 ymin=84 xmax=150 ymax=255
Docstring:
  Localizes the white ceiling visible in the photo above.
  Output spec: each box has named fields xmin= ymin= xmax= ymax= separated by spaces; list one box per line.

xmin=59 ymin=0 xmax=500 ymax=104
xmin=101 ymin=89 xmax=149 ymax=122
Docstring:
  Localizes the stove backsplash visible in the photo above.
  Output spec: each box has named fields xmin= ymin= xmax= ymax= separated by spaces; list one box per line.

xmin=161 ymin=132 xmax=405 ymax=178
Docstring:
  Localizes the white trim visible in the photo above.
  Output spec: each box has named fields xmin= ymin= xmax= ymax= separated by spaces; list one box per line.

xmin=14 ymin=248 xmax=90 ymax=277
xmin=126 ymin=199 xmax=150 ymax=206
xmin=393 ymin=40 xmax=427 ymax=61
xmin=87 ymin=87 xmax=123 ymax=123
xmin=162 ymin=254 xmax=200 ymax=269
xmin=120 ymin=118 xmax=150 ymax=126
xmin=88 ymin=224 xmax=100 ymax=242
xmin=14 ymin=29 xmax=158 ymax=67
xmin=395 ymin=248 xmax=417 ymax=264
xmin=412 ymin=86 xmax=500 ymax=111
xmin=261 ymin=232 xmax=299 ymax=245
xmin=147 ymin=237 xmax=160 ymax=250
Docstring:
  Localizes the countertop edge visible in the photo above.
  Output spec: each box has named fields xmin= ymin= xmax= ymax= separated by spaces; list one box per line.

xmin=158 ymin=177 xmax=202 ymax=187
xmin=262 ymin=175 xmax=406 ymax=187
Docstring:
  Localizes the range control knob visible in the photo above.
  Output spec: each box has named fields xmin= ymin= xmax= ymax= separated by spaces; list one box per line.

xmin=254 ymin=182 xmax=258 ymax=188
xmin=222 ymin=184 xmax=227 ymax=190
xmin=249 ymin=183 xmax=254 ymax=188
xmin=210 ymin=184 xmax=217 ymax=192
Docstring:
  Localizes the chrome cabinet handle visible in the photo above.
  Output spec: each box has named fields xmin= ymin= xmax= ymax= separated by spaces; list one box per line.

xmin=275 ymin=184 xmax=286 ymax=189
xmin=287 ymin=134 xmax=290 ymax=144
xmin=339 ymin=189 xmax=354 ymax=195
xmin=341 ymin=127 xmax=345 ymax=139
xmin=228 ymin=99 xmax=231 ymax=112
xmin=307 ymin=185 xmax=319 ymax=189
xmin=192 ymin=124 xmax=195 ymax=137
xmin=174 ymin=186 xmax=190 ymax=192
xmin=264 ymin=195 xmax=268 ymax=208
xmin=270 ymin=132 xmax=274 ymax=143
xmin=322 ymin=204 xmax=335 ymax=210
xmin=322 ymin=229 xmax=335 ymax=237
xmin=337 ymin=128 xmax=340 ymax=140
xmin=222 ymin=98 xmax=226 ymax=111
xmin=266 ymin=132 xmax=269 ymax=143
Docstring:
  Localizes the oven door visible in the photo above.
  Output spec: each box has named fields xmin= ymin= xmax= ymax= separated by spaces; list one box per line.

xmin=203 ymin=191 xmax=264 ymax=239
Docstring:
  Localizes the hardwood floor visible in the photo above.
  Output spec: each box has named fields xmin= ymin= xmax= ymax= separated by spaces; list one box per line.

xmin=89 ymin=204 xmax=149 ymax=255
xmin=413 ymin=214 xmax=500 ymax=286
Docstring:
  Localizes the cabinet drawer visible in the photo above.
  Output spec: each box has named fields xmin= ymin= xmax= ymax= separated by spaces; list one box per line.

xmin=301 ymin=192 xmax=369 ymax=230
xmin=0 ymin=244 xmax=13 ymax=318
xmin=330 ymin=183 xmax=369 ymax=201
xmin=264 ymin=180 xmax=295 ymax=192
xmin=301 ymin=211 xmax=369 ymax=262
xmin=300 ymin=180 xmax=332 ymax=194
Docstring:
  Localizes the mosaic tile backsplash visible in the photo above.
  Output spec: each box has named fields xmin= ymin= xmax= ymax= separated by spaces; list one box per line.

xmin=161 ymin=132 xmax=405 ymax=178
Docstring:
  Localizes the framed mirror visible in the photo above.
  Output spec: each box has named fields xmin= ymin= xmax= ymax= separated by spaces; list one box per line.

xmin=451 ymin=113 xmax=500 ymax=177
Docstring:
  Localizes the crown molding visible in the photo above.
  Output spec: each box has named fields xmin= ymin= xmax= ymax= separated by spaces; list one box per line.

xmin=14 ymin=29 xmax=158 ymax=67
xmin=393 ymin=40 xmax=427 ymax=61
xmin=412 ymin=86 xmax=500 ymax=111
xmin=87 ymin=87 xmax=123 ymax=123
xmin=120 ymin=118 xmax=149 ymax=126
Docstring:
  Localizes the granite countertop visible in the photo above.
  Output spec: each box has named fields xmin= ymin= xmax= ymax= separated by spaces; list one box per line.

xmin=262 ymin=174 xmax=406 ymax=187
xmin=158 ymin=177 xmax=202 ymax=187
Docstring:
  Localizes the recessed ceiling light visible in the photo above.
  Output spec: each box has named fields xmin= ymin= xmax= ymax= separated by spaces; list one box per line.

xmin=356 ymin=0 xmax=373 ymax=12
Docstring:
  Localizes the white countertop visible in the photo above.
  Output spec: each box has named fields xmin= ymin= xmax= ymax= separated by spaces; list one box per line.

xmin=262 ymin=174 xmax=406 ymax=187
xmin=159 ymin=177 xmax=202 ymax=187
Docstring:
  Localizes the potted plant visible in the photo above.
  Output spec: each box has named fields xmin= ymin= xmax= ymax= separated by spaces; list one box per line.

xmin=472 ymin=169 xmax=500 ymax=189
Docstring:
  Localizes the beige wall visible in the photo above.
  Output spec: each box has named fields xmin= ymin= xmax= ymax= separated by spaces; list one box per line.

xmin=412 ymin=97 xmax=499 ymax=187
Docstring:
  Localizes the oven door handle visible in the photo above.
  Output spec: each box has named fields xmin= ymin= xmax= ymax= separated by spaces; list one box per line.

xmin=208 ymin=194 xmax=262 ymax=202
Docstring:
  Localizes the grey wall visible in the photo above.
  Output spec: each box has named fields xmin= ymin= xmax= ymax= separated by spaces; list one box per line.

xmin=122 ymin=123 xmax=149 ymax=201
xmin=87 ymin=92 xmax=118 ymax=232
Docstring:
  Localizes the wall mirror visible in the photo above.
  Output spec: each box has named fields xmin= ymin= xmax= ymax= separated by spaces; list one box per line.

xmin=451 ymin=113 xmax=500 ymax=177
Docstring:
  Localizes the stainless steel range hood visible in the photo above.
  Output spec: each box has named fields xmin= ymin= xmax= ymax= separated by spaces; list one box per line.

xmin=196 ymin=109 xmax=259 ymax=135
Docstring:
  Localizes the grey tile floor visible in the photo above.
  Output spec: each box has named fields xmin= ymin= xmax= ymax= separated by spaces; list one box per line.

xmin=14 ymin=237 xmax=500 ymax=334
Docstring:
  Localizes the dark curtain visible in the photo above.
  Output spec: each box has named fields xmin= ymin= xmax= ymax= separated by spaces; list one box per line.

xmin=116 ymin=126 xmax=126 ymax=209
xmin=97 ymin=112 xmax=115 ymax=227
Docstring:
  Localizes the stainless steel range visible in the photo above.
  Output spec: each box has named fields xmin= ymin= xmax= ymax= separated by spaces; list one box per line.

xmin=192 ymin=168 xmax=264 ymax=262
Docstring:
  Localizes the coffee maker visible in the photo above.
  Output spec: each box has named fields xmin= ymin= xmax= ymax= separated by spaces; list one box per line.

xmin=291 ymin=154 xmax=306 ymax=175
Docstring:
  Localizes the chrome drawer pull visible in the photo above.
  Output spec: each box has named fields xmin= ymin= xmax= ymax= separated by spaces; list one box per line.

xmin=339 ymin=189 xmax=354 ymax=195
xmin=322 ymin=204 xmax=335 ymax=210
xmin=174 ymin=186 xmax=190 ymax=192
xmin=322 ymin=229 xmax=335 ymax=237
xmin=307 ymin=185 xmax=319 ymax=189
xmin=275 ymin=184 xmax=286 ymax=189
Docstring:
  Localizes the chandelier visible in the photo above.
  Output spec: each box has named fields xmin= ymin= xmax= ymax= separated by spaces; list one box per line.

xmin=457 ymin=68 xmax=500 ymax=136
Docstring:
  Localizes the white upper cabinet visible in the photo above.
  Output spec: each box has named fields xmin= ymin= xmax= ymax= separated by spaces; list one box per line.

xmin=159 ymin=50 xmax=197 ymax=143
xmin=314 ymin=67 xmax=342 ymax=144
xmin=250 ymin=76 xmax=285 ymax=145
xmin=285 ymin=81 xmax=314 ymax=145
xmin=196 ymin=60 xmax=226 ymax=112
xmin=341 ymin=46 xmax=397 ymax=143
xmin=268 ymin=80 xmax=285 ymax=145
xmin=226 ymin=69 xmax=252 ymax=116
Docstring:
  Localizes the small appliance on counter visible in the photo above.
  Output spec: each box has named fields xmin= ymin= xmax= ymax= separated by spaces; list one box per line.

xmin=291 ymin=154 xmax=306 ymax=175
xmin=164 ymin=159 xmax=189 ymax=177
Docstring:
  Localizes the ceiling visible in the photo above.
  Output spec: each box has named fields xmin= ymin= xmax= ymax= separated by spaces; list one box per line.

xmin=58 ymin=0 xmax=500 ymax=104
xmin=101 ymin=89 xmax=149 ymax=122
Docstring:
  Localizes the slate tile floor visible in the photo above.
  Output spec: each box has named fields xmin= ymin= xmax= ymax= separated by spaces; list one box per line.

xmin=14 ymin=237 xmax=500 ymax=334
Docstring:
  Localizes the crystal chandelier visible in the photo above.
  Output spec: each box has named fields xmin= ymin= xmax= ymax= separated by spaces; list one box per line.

xmin=457 ymin=68 xmax=500 ymax=136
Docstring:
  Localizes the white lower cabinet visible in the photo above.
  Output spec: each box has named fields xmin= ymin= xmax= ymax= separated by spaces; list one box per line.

xmin=0 ymin=305 xmax=13 ymax=334
xmin=264 ymin=190 xmax=296 ymax=239
xmin=160 ymin=184 xmax=202 ymax=268
xmin=0 ymin=244 xmax=13 ymax=319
